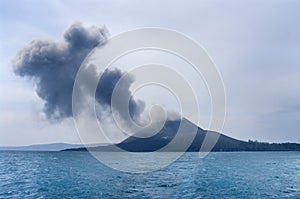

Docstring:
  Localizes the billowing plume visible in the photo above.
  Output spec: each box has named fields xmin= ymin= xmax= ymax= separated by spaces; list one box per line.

xmin=12 ymin=22 xmax=145 ymax=120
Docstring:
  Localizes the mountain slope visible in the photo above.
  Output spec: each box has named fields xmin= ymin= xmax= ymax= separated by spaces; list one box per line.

xmin=64 ymin=118 xmax=300 ymax=152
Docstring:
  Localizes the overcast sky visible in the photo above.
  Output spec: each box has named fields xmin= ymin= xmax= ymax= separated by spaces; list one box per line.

xmin=1 ymin=0 xmax=300 ymax=146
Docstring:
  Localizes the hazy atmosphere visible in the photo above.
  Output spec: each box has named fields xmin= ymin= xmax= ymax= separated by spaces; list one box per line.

xmin=1 ymin=0 xmax=300 ymax=146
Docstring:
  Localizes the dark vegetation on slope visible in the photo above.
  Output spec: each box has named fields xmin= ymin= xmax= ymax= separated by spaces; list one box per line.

xmin=63 ymin=118 xmax=300 ymax=152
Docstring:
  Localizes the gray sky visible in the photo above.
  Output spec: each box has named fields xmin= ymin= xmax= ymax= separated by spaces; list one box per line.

xmin=1 ymin=0 xmax=300 ymax=146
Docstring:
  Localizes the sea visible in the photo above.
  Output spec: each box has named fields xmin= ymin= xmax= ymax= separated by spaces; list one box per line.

xmin=0 ymin=151 xmax=299 ymax=198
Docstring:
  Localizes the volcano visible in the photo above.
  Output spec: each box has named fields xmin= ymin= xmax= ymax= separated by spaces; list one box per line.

xmin=63 ymin=118 xmax=300 ymax=152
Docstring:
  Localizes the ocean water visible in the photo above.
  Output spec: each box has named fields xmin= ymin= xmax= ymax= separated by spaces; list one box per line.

xmin=0 ymin=151 xmax=299 ymax=198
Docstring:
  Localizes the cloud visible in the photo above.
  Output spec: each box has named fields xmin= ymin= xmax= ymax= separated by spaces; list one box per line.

xmin=12 ymin=22 xmax=144 ymax=121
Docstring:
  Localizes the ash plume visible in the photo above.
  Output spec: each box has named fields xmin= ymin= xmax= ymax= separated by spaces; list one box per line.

xmin=12 ymin=22 xmax=145 ymax=121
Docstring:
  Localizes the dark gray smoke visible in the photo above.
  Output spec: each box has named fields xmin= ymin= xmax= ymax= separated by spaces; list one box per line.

xmin=13 ymin=22 xmax=145 ymax=120
xmin=96 ymin=68 xmax=145 ymax=120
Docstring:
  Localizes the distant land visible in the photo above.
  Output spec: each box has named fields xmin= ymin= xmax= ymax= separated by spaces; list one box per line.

xmin=0 ymin=143 xmax=84 ymax=151
xmin=0 ymin=143 xmax=105 ymax=151
xmin=2 ymin=118 xmax=300 ymax=152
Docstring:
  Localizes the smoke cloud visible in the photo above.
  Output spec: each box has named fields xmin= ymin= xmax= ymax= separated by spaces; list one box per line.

xmin=13 ymin=22 xmax=145 ymax=121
